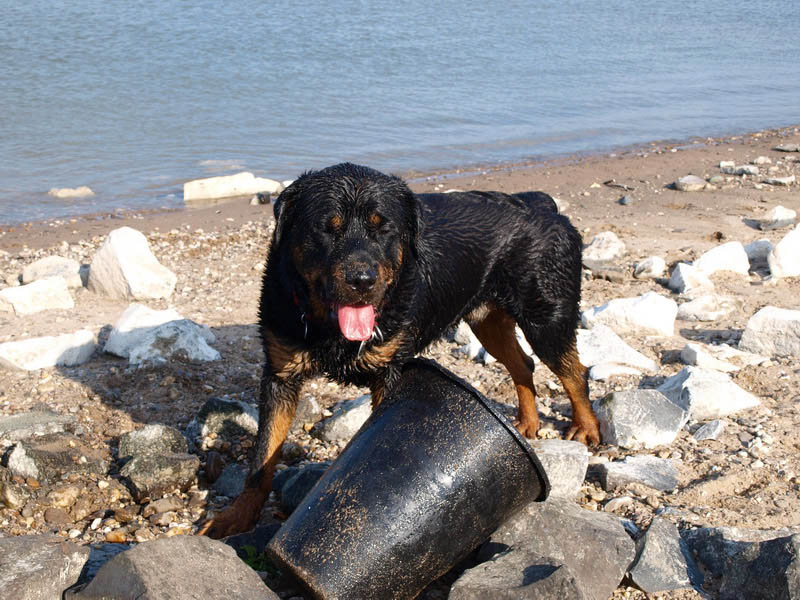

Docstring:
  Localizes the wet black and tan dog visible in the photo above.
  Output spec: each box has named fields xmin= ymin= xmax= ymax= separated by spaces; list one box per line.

xmin=200 ymin=162 xmax=600 ymax=537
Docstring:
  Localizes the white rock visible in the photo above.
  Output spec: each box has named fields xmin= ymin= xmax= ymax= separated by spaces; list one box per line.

xmin=674 ymin=175 xmax=708 ymax=192
xmin=764 ymin=175 xmax=796 ymax=186
xmin=577 ymin=324 xmax=657 ymax=373
xmin=680 ymin=343 xmax=739 ymax=373
xmin=593 ymin=390 xmax=688 ymax=450
xmin=581 ymin=292 xmax=677 ymax=337
xmin=48 ymin=186 xmax=94 ymax=198
xmin=281 ymin=179 xmax=295 ymax=189
xmin=0 ymin=277 xmax=74 ymax=316
xmin=767 ymin=225 xmax=800 ymax=278
xmin=753 ymin=156 xmax=772 ymax=165
xmin=676 ymin=295 xmax=736 ymax=322
xmin=668 ymin=263 xmax=714 ymax=296
xmin=744 ymin=239 xmax=773 ymax=264
xmin=693 ymin=242 xmax=750 ymax=277
xmin=127 ymin=320 xmax=220 ymax=367
xmin=761 ymin=206 xmax=796 ymax=231
xmin=0 ymin=330 xmax=95 ymax=370
xmin=583 ymin=231 xmax=626 ymax=262
xmin=22 ymin=256 xmax=83 ymax=289
xmin=657 ymin=367 xmax=760 ymax=421
xmin=183 ymin=172 xmax=283 ymax=201
xmin=719 ymin=160 xmax=735 ymax=169
xmin=694 ymin=419 xmax=726 ymax=441
xmin=88 ymin=227 xmax=177 ymax=300
xmin=633 ymin=256 xmax=666 ymax=279
xmin=104 ymin=304 xmax=184 ymax=357
xmin=739 ymin=306 xmax=800 ymax=358
xmin=529 ymin=439 xmax=589 ymax=499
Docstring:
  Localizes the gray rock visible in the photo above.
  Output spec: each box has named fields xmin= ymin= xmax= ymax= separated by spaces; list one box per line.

xmin=577 ymin=323 xmax=657 ymax=374
xmin=185 ymin=397 xmax=259 ymax=451
xmin=593 ymin=390 xmax=688 ymax=450
xmin=745 ymin=239 xmax=774 ymax=263
xmin=619 ymin=195 xmax=633 ymax=206
xmin=0 ymin=534 xmax=90 ymax=600
xmin=677 ymin=295 xmax=736 ymax=322
xmin=657 ymin=366 xmax=760 ymax=420
xmin=450 ymin=549 xmax=589 ymax=600
xmin=280 ymin=462 xmax=331 ymax=512
xmin=529 ymin=439 xmax=589 ymax=499
xmin=0 ymin=277 xmax=74 ymax=315
xmin=774 ymin=143 xmax=800 ymax=152
xmin=7 ymin=432 xmax=109 ymax=483
xmin=740 ymin=306 xmax=800 ymax=358
xmin=22 ymin=255 xmax=83 ymax=288
xmin=118 ymin=424 xmax=188 ymax=459
xmin=183 ymin=171 xmax=283 ymax=201
xmin=581 ymin=291 xmax=677 ymax=337
xmin=0 ymin=329 xmax=96 ymax=371
xmin=213 ymin=463 xmax=249 ymax=498
xmin=682 ymin=526 xmax=800 ymax=580
xmin=680 ymin=342 xmax=740 ymax=372
xmin=588 ymin=363 xmax=642 ymax=381
xmin=583 ymin=259 xmax=626 ymax=283
xmin=693 ymin=419 xmax=726 ymax=441
xmin=480 ymin=499 xmax=635 ymax=600
xmin=768 ymin=224 xmax=800 ymax=278
xmin=628 ymin=517 xmax=703 ymax=593
xmin=127 ymin=320 xmax=220 ymax=367
xmin=88 ymin=226 xmax=177 ymax=300
xmin=583 ymin=231 xmax=626 ymax=262
xmin=104 ymin=303 xmax=183 ymax=357
xmin=314 ymin=393 xmax=372 ymax=442
xmin=119 ymin=452 xmax=199 ymax=501
xmin=718 ymin=534 xmax=800 ymax=600
xmin=0 ymin=469 xmax=30 ymax=509
xmin=674 ymin=175 xmax=708 ymax=192
xmin=598 ymin=455 xmax=679 ymax=492
xmin=292 ymin=393 xmax=323 ymax=432
xmin=764 ymin=175 xmax=796 ymax=186
xmin=0 ymin=410 xmax=76 ymax=443
xmin=721 ymin=164 xmax=759 ymax=176
xmin=760 ymin=205 xmax=796 ymax=230
xmin=69 ymin=536 xmax=276 ymax=600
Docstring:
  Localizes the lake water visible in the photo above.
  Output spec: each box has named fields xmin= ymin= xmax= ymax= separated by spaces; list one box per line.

xmin=2 ymin=0 xmax=799 ymax=225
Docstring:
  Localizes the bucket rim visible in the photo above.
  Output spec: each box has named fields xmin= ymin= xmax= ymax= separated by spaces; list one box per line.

xmin=399 ymin=357 xmax=550 ymax=501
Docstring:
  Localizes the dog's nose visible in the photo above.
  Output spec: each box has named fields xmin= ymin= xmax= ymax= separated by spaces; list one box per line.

xmin=345 ymin=265 xmax=378 ymax=293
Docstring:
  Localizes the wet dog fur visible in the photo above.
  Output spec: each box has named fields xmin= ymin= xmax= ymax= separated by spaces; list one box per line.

xmin=199 ymin=163 xmax=600 ymax=537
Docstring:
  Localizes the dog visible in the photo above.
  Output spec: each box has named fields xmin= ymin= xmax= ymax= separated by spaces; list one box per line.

xmin=199 ymin=163 xmax=600 ymax=538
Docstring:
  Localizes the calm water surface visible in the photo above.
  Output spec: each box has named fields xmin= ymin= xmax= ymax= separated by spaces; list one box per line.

xmin=2 ymin=1 xmax=799 ymax=224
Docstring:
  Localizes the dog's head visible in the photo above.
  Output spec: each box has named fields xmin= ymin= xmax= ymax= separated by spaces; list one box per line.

xmin=272 ymin=163 xmax=420 ymax=342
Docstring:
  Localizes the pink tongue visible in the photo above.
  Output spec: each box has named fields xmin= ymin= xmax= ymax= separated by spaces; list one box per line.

xmin=337 ymin=305 xmax=375 ymax=341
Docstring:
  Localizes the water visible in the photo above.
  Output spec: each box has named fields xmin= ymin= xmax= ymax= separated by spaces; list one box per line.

xmin=2 ymin=0 xmax=799 ymax=225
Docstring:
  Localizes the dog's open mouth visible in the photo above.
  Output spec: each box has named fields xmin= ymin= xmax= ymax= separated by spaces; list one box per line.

xmin=336 ymin=304 xmax=376 ymax=341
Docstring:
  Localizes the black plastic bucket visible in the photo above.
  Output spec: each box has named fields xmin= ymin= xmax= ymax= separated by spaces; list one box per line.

xmin=266 ymin=358 xmax=550 ymax=600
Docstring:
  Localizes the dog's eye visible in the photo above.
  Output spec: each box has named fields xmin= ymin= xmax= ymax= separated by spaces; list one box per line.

xmin=326 ymin=215 xmax=344 ymax=233
xmin=368 ymin=213 xmax=383 ymax=229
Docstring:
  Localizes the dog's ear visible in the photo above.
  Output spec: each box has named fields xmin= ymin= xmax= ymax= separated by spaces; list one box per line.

xmin=272 ymin=178 xmax=303 ymax=247
xmin=400 ymin=184 xmax=430 ymax=276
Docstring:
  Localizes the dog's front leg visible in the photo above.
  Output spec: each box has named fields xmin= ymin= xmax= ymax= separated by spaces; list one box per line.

xmin=199 ymin=375 xmax=301 ymax=538
xmin=368 ymin=366 xmax=400 ymax=410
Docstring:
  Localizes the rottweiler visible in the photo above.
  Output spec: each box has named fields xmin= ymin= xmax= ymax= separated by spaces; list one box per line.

xmin=199 ymin=162 xmax=600 ymax=538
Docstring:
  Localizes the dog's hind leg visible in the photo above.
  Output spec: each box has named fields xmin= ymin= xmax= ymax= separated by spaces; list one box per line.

xmin=468 ymin=307 xmax=540 ymax=438
xmin=520 ymin=324 xmax=600 ymax=446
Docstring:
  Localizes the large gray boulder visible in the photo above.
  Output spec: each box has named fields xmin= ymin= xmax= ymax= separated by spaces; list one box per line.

xmin=593 ymin=390 xmax=688 ymax=449
xmin=628 ymin=517 xmax=703 ymax=593
xmin=657 ymin=366 xmax=760 ymax=420
xmin=739 ymin=306 xmax=800 ymax=358
xmin=479 ymin=499 xmax=635 ymax=600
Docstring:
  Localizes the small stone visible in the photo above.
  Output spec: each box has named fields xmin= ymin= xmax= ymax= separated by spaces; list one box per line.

xmin=583 ymin=231 xmax=626 ymax=262
xmin=529 ymin=440 xmax=589 ymax=500
xmin=603 ymin=496 xmax=633 ymax=512
xmin=759 ymin=205 xmax=796 ymax=230
xmin=593 ymin=390 xmax=688 ymax=449
xmin=657 ymin=366 xmax=760 ymax=420
xmin=314 ymin=394 xmax=372 ymax=443
xmin=0 ymin=277 xmax=74 ymax=316
xmin=633 ymin=256 xmax=666 ymax=279
xmin=668 ymin=263 xmax=714 ymax=296
xmin=674 ymin=175 xmax=708 ymax=192
xmin=721 ymin=164 xmax=759 ymax=176
xmin=44 ymin=506 xmax=72 ymax=526
xmin=0 ymin=330 xmax=96 ymax=371
xmin=22 ymin=256 xmax=83 ymax=288
xmin=739 ymin=305 xmax=800 ymax=358
xmin=118 ymin=424 xmax=188 ymax=459
xmin=581 ymin=291 xmax=677 ymax=337
xmin=693 ymin=241 xmax=750 ymax=277
xmin=764 ymin=175 xmax=796 ymax=186
xmin=677 ymin=295 xmax=736 ymax=322
xmin=598 ymin=455 xmax=679 ymax=492
xmin=773 ymin=143 xmax=800 ymax=152
xmin=629 ymin=517 xmax=703 ymax=593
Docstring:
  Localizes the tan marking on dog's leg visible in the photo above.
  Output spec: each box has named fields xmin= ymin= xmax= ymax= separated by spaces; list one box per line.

xmin=469 ymin=309 xmax=540 ymax=438
xmin=544 ymin=343 xmax=601 ymax=446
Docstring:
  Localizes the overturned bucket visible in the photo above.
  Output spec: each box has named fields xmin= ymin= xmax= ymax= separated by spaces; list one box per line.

xmin=266 ymin=358 xmax=550 ymax=600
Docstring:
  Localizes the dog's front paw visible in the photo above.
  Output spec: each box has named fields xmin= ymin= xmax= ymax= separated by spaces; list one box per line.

xmin=197 ymin=488 xmax=267 ymax=539
xmin=566 ymin=417 xmax=601 ymax=447
xmin=513 ymin=418 xmax=539 ymax=439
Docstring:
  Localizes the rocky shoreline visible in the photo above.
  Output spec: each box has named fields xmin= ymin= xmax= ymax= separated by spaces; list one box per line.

xmin=1 ymin=126 xmax=800 ymax=599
